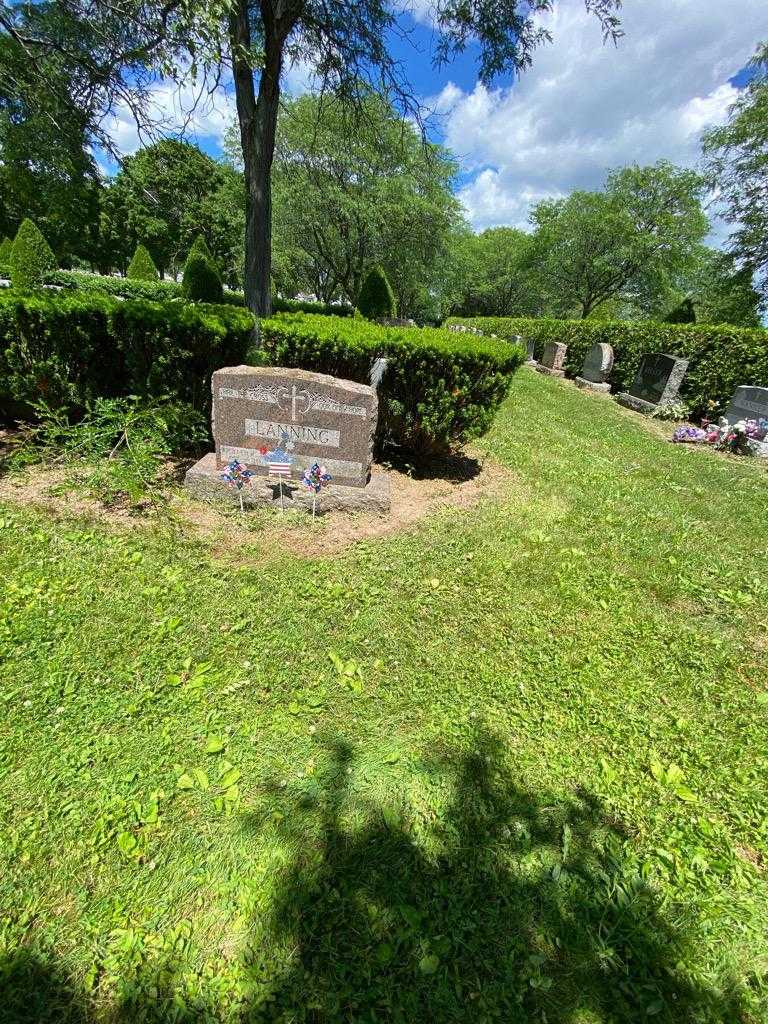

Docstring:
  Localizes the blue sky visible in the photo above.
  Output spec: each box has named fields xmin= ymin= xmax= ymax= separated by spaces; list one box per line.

xmin=103 ymin=0 xmax=765 ymax=237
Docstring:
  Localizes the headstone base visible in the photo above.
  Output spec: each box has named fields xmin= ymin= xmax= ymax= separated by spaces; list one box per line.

xmin=184 ymin=452 xmax=391 ymax=515
xmin=615 ymin=392 xmax=660 ymax=414
xmin=536 ymin=365 xmax=566 ymax=378
xmin=575 ymin=376 xmax=611 ymax=393
xmin=525 ymin=358 xmax=538 ymax=367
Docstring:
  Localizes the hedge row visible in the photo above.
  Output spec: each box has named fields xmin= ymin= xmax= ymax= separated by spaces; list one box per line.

xmin=0 ymin=295 xmax=523 ymax=456
xmin=260 ymin=313 xmax=525 ymax=454
xmin=444 ymin=316 xmax=768 ymax=416
xmin=48 ymin=270 xmax=354 ymax=317
xmin=0 ymin=291 xmax=253 ymax=416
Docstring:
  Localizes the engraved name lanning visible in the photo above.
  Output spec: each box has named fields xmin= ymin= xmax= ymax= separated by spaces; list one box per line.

xmin=244 ymin=419 xmax=340 ymax=448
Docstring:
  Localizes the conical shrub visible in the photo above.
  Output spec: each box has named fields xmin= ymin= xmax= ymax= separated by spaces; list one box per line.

xmin=0 ymin=235 xmax=13 ymax=271
xmin=182 ymin=251 xmax=223 ymax=303
xmin=10 ymin=219 xmax=56 ymax=291
xmin=127 ymin=244 xmax=159 ymax=281
xmin=357 ymin=265 xmax=396 ymax=320
xmin=188 ymin=234 xmax=214 ymax=262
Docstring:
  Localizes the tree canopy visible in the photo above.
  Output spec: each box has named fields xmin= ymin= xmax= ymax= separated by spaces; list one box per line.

xmin=250 ymin=91 xmax=465 ymax=317
xmin=530 ymin=162 xmax=709 ymax=319
xmin=703 ymin=41 xmax=768 ymax=307
xmin=100 ymin=140 xmax=243 ymax=282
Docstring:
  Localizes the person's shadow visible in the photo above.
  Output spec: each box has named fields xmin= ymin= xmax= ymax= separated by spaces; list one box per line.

xmin=241 ymin=729 xmax=747 ymax=1023
xmin=0 ymin=728 xmax=750 ymax=1022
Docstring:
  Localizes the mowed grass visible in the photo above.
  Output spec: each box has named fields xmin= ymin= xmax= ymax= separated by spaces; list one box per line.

xmin=1 ymin=369 xmax=767 ymax=1023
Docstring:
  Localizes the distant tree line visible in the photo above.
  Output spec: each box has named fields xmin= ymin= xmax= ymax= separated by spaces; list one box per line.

xmin=1 ymin=42 xmax=765 ymax=326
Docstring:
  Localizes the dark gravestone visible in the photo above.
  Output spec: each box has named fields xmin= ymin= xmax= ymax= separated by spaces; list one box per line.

xmin=575 ymin=343 xmax=614 ymax=393
xmin=616 ymin=353 xmax=688 ymax=414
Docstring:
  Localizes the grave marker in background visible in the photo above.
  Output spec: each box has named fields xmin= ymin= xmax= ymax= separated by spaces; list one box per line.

xmin=616 ymin=353 xmax=688 ymax=414
xmin=536 ymin=342 xmax=567 ymax=378
xmin=724 ymin=385 xmax=768 ymax=425
xmin=575 ymin=343 xmax=614 ymax=393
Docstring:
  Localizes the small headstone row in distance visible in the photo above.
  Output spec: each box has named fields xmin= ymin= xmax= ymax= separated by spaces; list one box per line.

xmin=524 ymin=332 xmax=767 ymax=430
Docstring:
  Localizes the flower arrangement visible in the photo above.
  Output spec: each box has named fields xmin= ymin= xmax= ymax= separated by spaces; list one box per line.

xmin=673 ymin=416 xmax=768 ymax=457
xmin=221 ymin=459 xmax=253 ymax=512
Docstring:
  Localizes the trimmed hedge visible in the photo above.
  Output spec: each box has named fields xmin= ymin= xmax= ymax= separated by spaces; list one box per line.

xmin=0 ymin=291 xmax=254 ymax=416
xmin=260 ymin=313 xmax=524 ymax=454
xmin=49 ymin=269 xmax=354 ymax=316
xmin=50 ymin=269 xmax=181 ymax=302
xmin=444 ymin=316 xmax=768 ymax=417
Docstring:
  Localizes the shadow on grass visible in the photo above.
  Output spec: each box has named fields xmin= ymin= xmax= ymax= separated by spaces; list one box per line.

xmin=378 ymin=443 xmax=483 ymax=482
xmin=0 ymin=730 xmax=750 ymax=1023
xmin=242 ymin=730 xmax=747 ymax=1023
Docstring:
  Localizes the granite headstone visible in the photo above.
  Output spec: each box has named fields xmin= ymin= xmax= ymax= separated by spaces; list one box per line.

xmin=616 ymin=353 xmax=688 ymax=414
xmin=210 ymin=365 xmax=376 ymax=488
xmin=723 ymin=385 xmax=768 ymax=426
xmin=536 ymin=341 xmax=567 ymax=378
xmin=184 ymin=365 xmax=390 ymax=512
xmin=575 ymin=343 xmax=614 ymax=393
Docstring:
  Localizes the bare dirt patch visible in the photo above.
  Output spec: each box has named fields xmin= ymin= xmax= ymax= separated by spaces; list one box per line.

xmin=0 ymin=448 xmax=517 ymax=559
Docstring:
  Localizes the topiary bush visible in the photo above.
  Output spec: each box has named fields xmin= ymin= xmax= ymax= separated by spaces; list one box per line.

xmin=260 ymin=313 xmax=524 ymax=456
xmin=9 ymin=219 xmax=57 ymax=292
xmin=126 ymin=244 xmax=159 ymax=282
xmin=182 ymin=251 xmax=223 ymax=303
xmin=48 ymin=269 xmax=355 ymax=316
xmin=0 ymin=290 xmax=254 ymax=418
xmin=444 ymin=315 xmax=768 ymax=419
xmin=357 ymin=266 xmax=396 ymax=321
xmin=188 ymin=234 xmax=214 ymax=262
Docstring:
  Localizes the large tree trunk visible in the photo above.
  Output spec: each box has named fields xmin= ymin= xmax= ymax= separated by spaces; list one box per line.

xmin=229 ymin=0 xmax=285 ymax=327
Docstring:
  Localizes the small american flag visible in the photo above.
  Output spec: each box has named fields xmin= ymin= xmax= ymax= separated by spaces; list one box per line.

xmin=267 ymin=460 xmax=291 ymax=477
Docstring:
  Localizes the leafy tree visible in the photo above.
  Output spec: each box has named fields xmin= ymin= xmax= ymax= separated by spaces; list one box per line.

xmin=127 ymin=244 xmax=159 ymax=281
xmin=223 ymin=0 xmax=623 ymax=319
xmin=0 ymin=32 xmax=102 ymax=264
xmin=703 ymin=42 xmax=768 ymax=306
xmin=251 ymin=91 xmax=465 ymax=315
xmin=450 ymin=227 xmax=549 ymax=317
xmin=621 ymin=246 xmax=762 ymax=327
xmin=102 ymin=141 xmax=242 ymax=280
xmin=357 ymin=266 xmax=396 ymax=320
xmin=182 ymin=250 xmax=223 ymax=302
xmin=10 ymin=217 xmax=56 ymax=290
xmin=531 ymin=162 xmax=709 ymax=318
xmin=2 ymin=0 xmax=624 ymax=318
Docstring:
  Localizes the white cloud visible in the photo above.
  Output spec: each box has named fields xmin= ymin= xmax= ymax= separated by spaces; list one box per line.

xmin=100 ymin=77 xmax=237 ymax=163
xmin=434 ymin=0 xmax=762 ymax=233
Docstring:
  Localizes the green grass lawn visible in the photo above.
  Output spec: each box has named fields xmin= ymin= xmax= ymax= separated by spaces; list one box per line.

xmin=1 ymin=369 xmax=767 ymax=1023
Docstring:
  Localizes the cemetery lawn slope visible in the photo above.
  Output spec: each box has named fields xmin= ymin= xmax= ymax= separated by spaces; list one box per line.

xmin=1 ymin=369 xmax=767 ymax=1023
